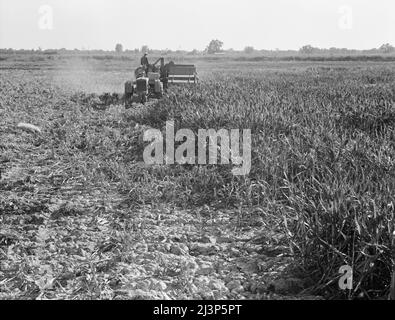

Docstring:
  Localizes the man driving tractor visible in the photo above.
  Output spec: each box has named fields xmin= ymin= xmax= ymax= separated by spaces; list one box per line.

xmin=140 ymin=52 xmax=149 ymax=75
xmin=125 ymin=57 xmax=197 ymax=106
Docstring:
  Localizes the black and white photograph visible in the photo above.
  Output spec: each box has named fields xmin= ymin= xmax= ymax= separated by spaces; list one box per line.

xmin=0 ymin=0 xmax=394 ymax=305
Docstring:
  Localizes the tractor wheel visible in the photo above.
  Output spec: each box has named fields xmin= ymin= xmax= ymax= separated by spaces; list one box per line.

xmin=124 ymin=81 xmax=134 ymax=108
xmin=124 ymin=92 xmax=131 ymax=107
xmin=141 ymin=94 xmax=147 ymax=104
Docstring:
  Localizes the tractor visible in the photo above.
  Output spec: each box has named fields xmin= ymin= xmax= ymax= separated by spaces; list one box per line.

xmin=124 ymin=57 xmax=198 ymax=106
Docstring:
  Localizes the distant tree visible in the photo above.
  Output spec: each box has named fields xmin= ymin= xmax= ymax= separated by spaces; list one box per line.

xmin=206 ymin=39 xmax=223 ymax=54
xmin=141 ymin=45 xmax=149 ymax=54
xmin=379 ymin=43 xmax=395 ymax=53
xmin=162 ymin=49 xmax=173 ymax=55
xmin=189 ymin=49 xmax=199 ymax=55
xmin=244 ymin=46 xmax=255 ymax=54
xmin=299 ymin=45 xmax=315 ymax=54
xmin=115 ymin=43 xmax=123 ymax=53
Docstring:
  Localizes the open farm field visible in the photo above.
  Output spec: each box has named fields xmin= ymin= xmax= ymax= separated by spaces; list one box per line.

xmin=0 ymin=55 xmax=394 ymax=300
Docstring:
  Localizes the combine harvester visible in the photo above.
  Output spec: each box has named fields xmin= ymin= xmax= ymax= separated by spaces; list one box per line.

xmin=124 ymin=57 xmax=198 ymax=106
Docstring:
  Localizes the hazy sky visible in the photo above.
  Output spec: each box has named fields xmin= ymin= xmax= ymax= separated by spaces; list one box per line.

xmin=0 ymin=0 xmax=394 ymax=50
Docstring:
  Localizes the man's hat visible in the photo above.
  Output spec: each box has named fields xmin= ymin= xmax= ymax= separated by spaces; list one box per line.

xmin=144 ymin=52 xmax=148 ymax=55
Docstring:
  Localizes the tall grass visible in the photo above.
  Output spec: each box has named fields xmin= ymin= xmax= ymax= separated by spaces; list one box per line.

xmin=128 ymin=66 xmax=394 ymax=298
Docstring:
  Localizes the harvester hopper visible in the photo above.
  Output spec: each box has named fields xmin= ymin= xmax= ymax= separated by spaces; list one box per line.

xmin=168 ymin=64 xmax=198 ymax=84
